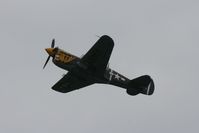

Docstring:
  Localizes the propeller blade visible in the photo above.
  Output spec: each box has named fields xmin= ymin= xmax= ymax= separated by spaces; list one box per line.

xmin=51 ymin=39 xmax=55 ymax=48
xmin=43 ymin=55 xmax=51 ymax=69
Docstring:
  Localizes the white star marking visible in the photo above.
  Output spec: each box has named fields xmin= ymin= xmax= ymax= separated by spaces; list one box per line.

xmin=115 ymin=74 xmax=120 ymax=80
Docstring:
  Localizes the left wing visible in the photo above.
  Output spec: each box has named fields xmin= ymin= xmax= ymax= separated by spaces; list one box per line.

xmin=52 ymin=72 xmax=93 ymax=93
xmin=81 ymin=35 xmax=114 ymax=75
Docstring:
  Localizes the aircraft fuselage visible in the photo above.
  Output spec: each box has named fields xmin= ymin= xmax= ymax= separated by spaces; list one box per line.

xmin=52 ymin=48 xmax=130 ymax=89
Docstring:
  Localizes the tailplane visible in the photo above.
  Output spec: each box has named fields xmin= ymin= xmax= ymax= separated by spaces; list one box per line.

xmin=126 ymin=75 xmax=155 ymax=96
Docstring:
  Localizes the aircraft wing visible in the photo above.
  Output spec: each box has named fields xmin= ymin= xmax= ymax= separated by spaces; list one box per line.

xmin=52 ymin=72 xmax=93 ymax=93
xmin=81 ymin=35 xmax=114 ymax=75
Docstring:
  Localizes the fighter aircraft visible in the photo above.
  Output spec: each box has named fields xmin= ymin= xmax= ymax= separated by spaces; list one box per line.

xmin=43 ymin=35 xmax=154 ymax=96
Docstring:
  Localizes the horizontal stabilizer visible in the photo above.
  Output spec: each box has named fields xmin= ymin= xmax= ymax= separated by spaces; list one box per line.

xmin=126 ymin=75 xmax=155 ymax=96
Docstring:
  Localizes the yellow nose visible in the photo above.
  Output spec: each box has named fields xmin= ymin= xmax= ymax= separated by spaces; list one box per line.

xmin=45 ymin=48 xmax=54 ymax=56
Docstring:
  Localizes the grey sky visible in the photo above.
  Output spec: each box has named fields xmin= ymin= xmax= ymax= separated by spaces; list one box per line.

xmin=0 ymin=0 xmax=199 ymax=133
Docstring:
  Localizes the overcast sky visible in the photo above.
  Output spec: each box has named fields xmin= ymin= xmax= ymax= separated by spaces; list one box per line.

xmin=0 ymin=0 xmax=199 ymax=133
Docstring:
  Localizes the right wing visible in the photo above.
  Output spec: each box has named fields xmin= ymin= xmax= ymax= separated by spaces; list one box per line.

xmin=52 ymin=72 xmax=93 ymax=93
xmin=81 ymin=35 xmax=114 ymax=75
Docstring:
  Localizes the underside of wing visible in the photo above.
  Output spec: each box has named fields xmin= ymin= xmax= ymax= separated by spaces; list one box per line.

xmin=52 ymin=72 xmax=93 ymax=93
xmin=81 ymin=35 xmax=114 ymax=75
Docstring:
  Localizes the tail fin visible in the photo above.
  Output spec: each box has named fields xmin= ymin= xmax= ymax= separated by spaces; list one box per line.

xmin=126 ymin=75 xmax=155 ymax=96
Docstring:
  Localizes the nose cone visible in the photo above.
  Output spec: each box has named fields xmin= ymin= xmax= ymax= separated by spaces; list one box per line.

xmin=45 ymin=48 xmax=54 ymax=56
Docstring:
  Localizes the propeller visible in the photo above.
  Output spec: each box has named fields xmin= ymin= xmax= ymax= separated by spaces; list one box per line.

xmin=43 ymin=55 xmax=51 ymax=69
xmin=43 ymin=39 xmax=55 ymax=69
xmin=51 ymin=39 xmax=55 ymax=48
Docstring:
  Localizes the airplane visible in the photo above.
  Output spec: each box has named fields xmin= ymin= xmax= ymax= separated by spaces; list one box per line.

xmin=43 ymin=35 xmax=154 ymax=96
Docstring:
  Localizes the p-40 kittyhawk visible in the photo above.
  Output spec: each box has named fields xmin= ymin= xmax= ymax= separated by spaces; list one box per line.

xmin=43 ymin=35 xmax=154 ymax=96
